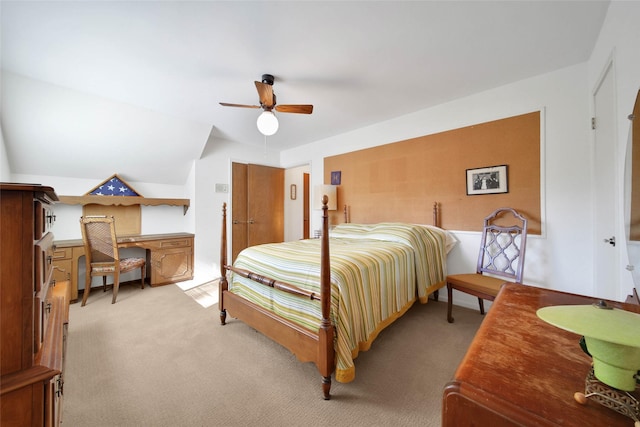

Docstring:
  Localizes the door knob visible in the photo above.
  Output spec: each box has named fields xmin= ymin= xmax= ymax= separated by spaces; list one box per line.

xmin=603 ymin=236 xmax=615 ymax=246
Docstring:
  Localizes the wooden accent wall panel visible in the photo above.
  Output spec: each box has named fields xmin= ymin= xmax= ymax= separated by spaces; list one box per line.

xmin=83 ymin=204 xmax=141 ymax=235
xmin=324 ymin=112 xmax=541 ymax=234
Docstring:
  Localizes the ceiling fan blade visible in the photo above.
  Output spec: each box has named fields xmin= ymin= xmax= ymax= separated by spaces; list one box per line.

xmin=219 ymin=102 xmax=261 ymax=109
xmin=255 ymin=81 xmax=274 ymax=107
xmin=275 ymin=104 xmax=314 ymax=114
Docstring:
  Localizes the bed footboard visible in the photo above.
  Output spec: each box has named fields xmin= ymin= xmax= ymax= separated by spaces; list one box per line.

xmin=219 ymin=197 xmax=335 ymax=399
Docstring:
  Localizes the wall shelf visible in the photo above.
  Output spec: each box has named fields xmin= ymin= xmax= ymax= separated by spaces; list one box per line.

xmin=58 ymin=195 xmax=190 ymax=214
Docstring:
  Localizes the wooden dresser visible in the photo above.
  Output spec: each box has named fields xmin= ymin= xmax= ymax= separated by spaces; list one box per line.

xmin=442 ymin=283 xmax=640 ymax=426
xmin=1 ymin=183 xmax=69 ymax=426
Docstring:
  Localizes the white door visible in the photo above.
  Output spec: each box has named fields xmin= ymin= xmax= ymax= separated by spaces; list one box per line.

xmin=593 ymin=60 xmax=619 ymax=300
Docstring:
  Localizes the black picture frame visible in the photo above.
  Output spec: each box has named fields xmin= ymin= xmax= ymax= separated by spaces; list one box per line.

xmin=466 ymin=165 xmax=508 ymax=195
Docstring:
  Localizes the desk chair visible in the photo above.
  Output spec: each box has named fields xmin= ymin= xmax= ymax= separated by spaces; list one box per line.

xmin=80 ymin=216 xmax=146 ymax=306
xmin=447 ymin=207 xmax=528 ymax=323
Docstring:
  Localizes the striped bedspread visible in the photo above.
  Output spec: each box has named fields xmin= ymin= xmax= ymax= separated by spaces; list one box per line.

xmin=229 ymin=223 xmax=450 ymax=383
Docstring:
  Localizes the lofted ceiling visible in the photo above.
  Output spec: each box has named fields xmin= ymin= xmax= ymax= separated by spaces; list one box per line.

xmin=1 ymin=1 xmax=610 ymax=185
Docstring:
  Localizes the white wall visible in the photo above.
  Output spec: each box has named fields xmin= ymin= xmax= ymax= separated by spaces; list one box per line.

xmin=282 ymin=62 xmax=592 ymax=305
xmin=587 ymin=1 xmax=640 ymax=300
xmin=278 ymin=1 xmax=640 ymax=308
xmin=0 ymin=125 xmax=11 ymax=181
xmin=5 ymin=3 xmax=638 ymax=307
xmin=0 ymin=67 xmax=9 ymax=181
xmin=193 ymin=138 xmax=281 ymax=283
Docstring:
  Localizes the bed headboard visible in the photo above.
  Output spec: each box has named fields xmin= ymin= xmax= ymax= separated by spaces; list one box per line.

xmin=340 ymin=201 xmax=441 ymax=228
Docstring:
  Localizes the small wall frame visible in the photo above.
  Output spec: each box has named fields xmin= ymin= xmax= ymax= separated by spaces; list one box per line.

xmin=466 ymin=165 xmax=508 ymax=195
xmin=331 ymin=171 xmax=341 ymax=185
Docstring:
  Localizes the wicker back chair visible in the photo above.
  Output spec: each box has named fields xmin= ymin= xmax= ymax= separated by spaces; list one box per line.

xmin=80 ymin=216 xmax=146 ymax=306
xmin=446 ymin=207 xmax=528 ymax=323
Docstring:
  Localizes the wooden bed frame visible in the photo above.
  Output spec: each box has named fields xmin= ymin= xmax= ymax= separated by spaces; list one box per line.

xmin=218 ymin=198 xmax=440 ymax=399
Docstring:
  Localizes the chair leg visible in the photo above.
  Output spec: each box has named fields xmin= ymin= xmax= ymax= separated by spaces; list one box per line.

xmin=112 ymin=271 xmax=120 ymax=304
xmin=447 ymin=283 xmax=454 ymax=323
xmin=140 ymin=264 xmax=146 ymax=289
xmin=102 ymin=276 xmax=107 ymax=292
xmin=478 ymin=298 xmax=485 ymax=315
xmin=81 ymin=272 xmax=91 ymax=306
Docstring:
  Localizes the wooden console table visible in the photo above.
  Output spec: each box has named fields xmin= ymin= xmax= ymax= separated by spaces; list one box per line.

xmin=442 ymin=283 xmax=640 ymax=426
xmin=52 ymin=232 xmax=194 ymax=302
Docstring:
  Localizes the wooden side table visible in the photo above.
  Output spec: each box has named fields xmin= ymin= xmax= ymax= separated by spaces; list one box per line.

xmin=442 ymin=283 xmax=640 ymax=426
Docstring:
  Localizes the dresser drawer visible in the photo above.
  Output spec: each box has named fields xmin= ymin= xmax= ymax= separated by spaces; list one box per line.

xmin=34 ymin=233 xmax=55 ymax=293
xmin=34 ymin=200 xmax=56 ymax=240
xmin=34 ymin=282 xmax=55 ymax=354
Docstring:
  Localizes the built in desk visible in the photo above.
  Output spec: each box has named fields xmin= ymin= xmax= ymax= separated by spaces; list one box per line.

xmin=442 ymin=283 xmax=640 ymax=426
xmin=53 ymin=232 xmax=194 ymax=303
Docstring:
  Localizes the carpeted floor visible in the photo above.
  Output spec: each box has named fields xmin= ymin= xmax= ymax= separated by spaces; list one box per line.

xmin=63 ymin=283 xmax=482 ymax=426
xmin=183 ymin=280 xmax=219 ymax=308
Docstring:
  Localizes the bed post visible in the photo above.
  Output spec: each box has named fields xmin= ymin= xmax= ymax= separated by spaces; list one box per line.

xmin=219 ymin=203 xmax=228 ymax=325
xmin=432 ymin=201 xmax=441 ymax=302
xmin=319 ymin=195 xmax=335 ymax=400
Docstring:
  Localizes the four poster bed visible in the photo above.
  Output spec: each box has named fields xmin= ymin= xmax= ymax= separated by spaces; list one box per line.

xmin=218 ymin=198 xmax=453 ymax=399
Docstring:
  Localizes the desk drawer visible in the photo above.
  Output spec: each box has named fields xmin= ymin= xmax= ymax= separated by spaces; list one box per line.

xmin=53 ymin=260 xmax=72 ymax=283
xmin=158 ymin=238 xmax=192 ymax=249
xmin=53 ymin=246 xmax=72 ymax=261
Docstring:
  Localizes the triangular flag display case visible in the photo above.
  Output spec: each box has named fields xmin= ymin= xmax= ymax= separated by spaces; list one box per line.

xmin=85 ymin=174 xmax=142 ymax=197
xmin=58 ymin=174 xmax=190 ymax=214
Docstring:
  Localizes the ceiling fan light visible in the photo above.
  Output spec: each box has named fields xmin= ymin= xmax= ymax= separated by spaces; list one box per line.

xmin=257 ymin=111 xmax=279 ymax=136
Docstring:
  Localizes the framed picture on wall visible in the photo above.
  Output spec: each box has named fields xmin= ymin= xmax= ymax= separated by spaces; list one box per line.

xmin=331 ymin=171 xmax=341 ymax=185
xmin=466 ymin=165 xmax=508 ymax=195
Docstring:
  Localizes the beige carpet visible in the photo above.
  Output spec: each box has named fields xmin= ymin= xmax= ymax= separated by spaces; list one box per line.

xmin=183 ymin=280 xmax=219 ymax=308
xmin=63 ymin=284 xmax=482 ymax=426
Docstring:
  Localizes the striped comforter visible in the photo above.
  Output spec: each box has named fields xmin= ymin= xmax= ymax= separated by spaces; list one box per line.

xmin=229 ymin=223 xmax=449 ymax=383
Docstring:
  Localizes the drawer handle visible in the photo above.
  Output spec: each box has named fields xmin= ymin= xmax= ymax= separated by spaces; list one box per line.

xmin=56 ymin=377 xmax=64 ymax=397
xmin=45 ymin=302 xmax=52 ymax=313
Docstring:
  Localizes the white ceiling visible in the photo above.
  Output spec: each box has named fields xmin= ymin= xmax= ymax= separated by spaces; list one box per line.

xmin=1 ymin=1 xmax=610 ymax=185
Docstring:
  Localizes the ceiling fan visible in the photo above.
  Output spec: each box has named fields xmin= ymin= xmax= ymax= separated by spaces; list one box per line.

xmin=220 ymin=74 xmax=313 ymax=136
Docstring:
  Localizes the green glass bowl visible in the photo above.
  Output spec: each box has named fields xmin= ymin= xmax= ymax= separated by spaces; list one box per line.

xmin=537 ymin=303 xmax=640 ymax=391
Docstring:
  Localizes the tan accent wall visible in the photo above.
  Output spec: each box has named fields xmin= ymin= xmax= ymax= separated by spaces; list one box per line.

xmin=324 ymin=111 xmax=541 ymax=234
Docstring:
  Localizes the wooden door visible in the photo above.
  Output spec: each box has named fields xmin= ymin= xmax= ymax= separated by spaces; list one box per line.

xmin=247 ymin=164 xmax=284 ymax=246
xmin=231 ymin=162 xmax=248 ymax=262
xmin=231 ymin=162 xmax=284 ymax=261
